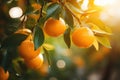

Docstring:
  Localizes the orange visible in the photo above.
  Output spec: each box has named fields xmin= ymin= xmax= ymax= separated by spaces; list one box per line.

xmin=90 ymin=52 xmax=104 ymax=66
xmin=0 ymin=67 xmax=9 ymax=80
xmin=25 ymin=54 xmax=43 ymax=70
xmin=92 ymin=53 xmax=104 ymax=62
xmin=38 ymin=63 xmax=49 ymax=76
xmin=72 ymin=27 xmax=95 ymax=48
xmin=73 ymin=57 xmax=84 ymax=67
xmin=17 ymin=35 xmax=41 ymax=60
xmin=32 ymin=3 xmax=41 ymax=10
xmin=101 ymin=47 xmax=111 ymax=55
xmin=43 ymin=18 xmax=66 ymax=37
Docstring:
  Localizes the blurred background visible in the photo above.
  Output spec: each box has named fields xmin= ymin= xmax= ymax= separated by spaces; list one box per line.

xmin=0 ymin=0 xmax=120 ymax=80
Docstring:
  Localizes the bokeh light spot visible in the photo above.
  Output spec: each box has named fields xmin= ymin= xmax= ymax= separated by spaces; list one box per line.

xmin=56 ymin=60 xmax=66 ymax=69
xmin=9 ymin=7 xmax=23 ymax=18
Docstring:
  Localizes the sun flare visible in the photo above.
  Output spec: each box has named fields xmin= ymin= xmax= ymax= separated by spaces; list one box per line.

xmin=94 ymin=0 xmax=117 ymax=6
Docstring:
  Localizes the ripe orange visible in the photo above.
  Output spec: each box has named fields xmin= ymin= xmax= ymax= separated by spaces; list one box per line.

xmin=38 ymin=63 xmax=49 ymax=76
xmin=92 ymin=52 xmax=104 ymax=62
xmin=32 ymin=3 xmax=41 ymax=10
xmin=17 ymin=35 xmax=41 ymax=60
xmin=101 ymin=47 xmax=110 ymax=55
xmin=25 ymin=54 xmax=43 ymax=70
xmin=72 ymin=27 xmax=95 ymax=48
xmin=0 ymin=67 xmax=9 ymax=80
xmin=73 ymin=57 xmax=84 ymax=67
xmin=43 ymin=18 xmax=66 ymax=37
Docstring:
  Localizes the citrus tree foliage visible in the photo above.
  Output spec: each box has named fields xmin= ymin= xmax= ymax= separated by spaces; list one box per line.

xmin=0 ymin=0 xmax=112 ymax=79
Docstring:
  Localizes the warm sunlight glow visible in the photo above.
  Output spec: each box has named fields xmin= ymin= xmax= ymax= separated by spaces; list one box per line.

xmin=99 ymin=0 xmax=120 ymax=26
xmin=94 ymin=0 xmax=116 ymax=6
xmin=81 ymin=0 xmax=89 ymax=10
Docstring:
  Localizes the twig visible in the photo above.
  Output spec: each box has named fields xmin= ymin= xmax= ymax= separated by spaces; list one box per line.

xmin=19 ymin=15 xmax=26 ymax=29
xmin=37 ymin=2 xmax=44 ymax=23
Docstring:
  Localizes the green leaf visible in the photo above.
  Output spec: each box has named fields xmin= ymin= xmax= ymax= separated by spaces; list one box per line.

xmin=96 ymin=36 xmax=111 ymax=48
xmin=42 ymin=43 xmax=54 ymax=51
xmin=88 ymin=23 xmax=112 ymax=37
xmin=12 ymin=59 xmax=23 ymax=75
xmin=25 ymin=17 xmax=36 ymax=29
xmin=25 ymin=6 xmax=34 ymax=15
xmin=62 ymin=8 xmax=74 ymax=28
xmin=1 ymin=50 xmax=11 ymax=71
xmin=43 ymin=47 xmax=51 ymax=66
xmin=64 ymin=27 xmax=71 ymax=48
xmin=87 ymin=15 xmax=112 ymax=33
xmin=65 ymin=2 xmax=83 ymax=14
xmin=93 ymin=38 xmax=99 ymax=51
xmin=33 ymin=25 xmax=44 ymax=50
xmin=38 ymin=17 xmax=46 ymax=27
xmin=1 ymin=34 xmax=28 ymax=48
xmin=84 ymin=7 xmax=101 ymax=15
xmin=46 ymin=3 xmax=62 ymax=20
xmin=94 ymin=30 xmax=112 ymax=37
xmin=37 ymin=0 xmax=44 ymax=5
xmin=1 ymin=48 xmax=19 ymax=71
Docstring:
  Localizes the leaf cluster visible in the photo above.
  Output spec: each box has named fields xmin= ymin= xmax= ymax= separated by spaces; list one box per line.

xmin=0 ymin=0 xmax=112 ymax=77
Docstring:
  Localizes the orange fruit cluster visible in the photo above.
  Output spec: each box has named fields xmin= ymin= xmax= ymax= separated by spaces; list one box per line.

xmin=72 ymin=27 xmax=95 ymax=48
xmin=0 ymin=67 xmax=9 ymax=80
xmin=44 ymin=18 xmax=66 ymax=37
xmin=43 ymin=18 xmax=95 ymax=48
xmin=17 ymin=29 xmax=43 ymax=70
